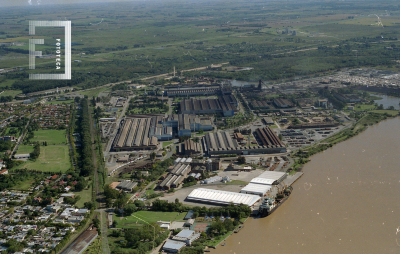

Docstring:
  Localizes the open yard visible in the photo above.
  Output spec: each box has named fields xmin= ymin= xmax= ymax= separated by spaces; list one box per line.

xmin=16 ymin=145 xmax=71 ymax=173
xmin=32 ymin=129 xmax=67 ymax=144
xmin=114 ymin=211 xmax=186 ymax=228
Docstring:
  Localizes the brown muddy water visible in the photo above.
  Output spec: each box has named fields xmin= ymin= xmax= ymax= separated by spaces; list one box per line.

xmin=212 ymin=117 xmax=400 ymax=254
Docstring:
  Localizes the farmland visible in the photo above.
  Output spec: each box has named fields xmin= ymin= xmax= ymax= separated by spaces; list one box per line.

xmin=0 ymin=0 xmax=400 ymax=98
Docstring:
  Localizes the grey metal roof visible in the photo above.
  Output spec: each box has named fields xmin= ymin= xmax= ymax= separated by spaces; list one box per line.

xmin=163 ymin=240 xmax=186 ymax=251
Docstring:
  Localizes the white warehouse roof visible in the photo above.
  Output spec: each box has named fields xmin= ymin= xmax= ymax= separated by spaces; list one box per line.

xmin=240 ymin=183 xmax=272 ymax=196
xmin=251 ymin=171 xmax=287 ymax=185
xmin=186 ymin=188 xmax=260 ymax=206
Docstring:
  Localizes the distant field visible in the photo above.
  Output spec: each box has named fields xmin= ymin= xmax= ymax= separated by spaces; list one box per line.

xmin=0 ymin=89 xmax=22 ymax=97
xmin=114 ymin=211 xmax=186 ymax=228
xmin=16 ymin=145 xmax=71 ymax=173
xmin=32 ymin=129 xmax=67 ymax=144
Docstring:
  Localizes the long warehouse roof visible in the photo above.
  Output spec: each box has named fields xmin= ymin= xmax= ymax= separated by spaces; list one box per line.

xmin=186 ymin=188 xmax=260 ymax=206
xmin=240 ymin=183 xmax=272 ymax=196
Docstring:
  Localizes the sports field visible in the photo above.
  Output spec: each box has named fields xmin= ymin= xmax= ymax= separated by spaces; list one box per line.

xmin=31 ymin=129 xmax=67 ymax=144
xmin=114 ymin=211 xmax=186 ymax=228
xmin=16 ymin=145 xmax=34 ymax=154
xmin=16 ymin=145 xmax=71 ymax=173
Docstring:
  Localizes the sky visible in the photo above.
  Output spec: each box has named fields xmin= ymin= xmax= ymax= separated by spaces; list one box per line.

xmin=0 ymin=0 xmax=149 ymax=7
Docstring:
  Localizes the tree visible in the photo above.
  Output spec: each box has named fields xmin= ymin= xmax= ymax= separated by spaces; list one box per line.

xmin=124 ymin=203 xmax=137 ymax=216
xmin=134 ymin=200 xmax=145 ymax=208
xmin=237 ymin=156 xmax=246 ymax=164
xmin=84 ymin=201 xmax=95 ymax=210
xmin=150 ymin=152 xmax=156 ymax=161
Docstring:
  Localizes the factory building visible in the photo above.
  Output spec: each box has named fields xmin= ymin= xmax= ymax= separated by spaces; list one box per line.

xmin=240 ymin=183 xmax=272 ymax=196
xmin=186 ymin=188 xmax=260 ymax=207
xmin=254 ymin=127 xmax=285 ymax=147
xmin=203 ymin=131 xmax=286 ymax=155
xmin=250 ymin=171 xmax=287 ymax=185
xmin=273 ymin=98 xmax=293 ymax=108
xmin=180 ymin=139 xmax=202 ymax=156
xmin=116 ymin=181 xmax=138 ymax=192
xmin=262 ymin=117 xmax=274 ymax=125
xmin=158 ymin=163 xmax=191 ymax=190
xmin=165 ymin=85 xmax=221 ymax=97
xmin=180 ymin=95 xmax=238 ymax=117
xmin=113 ymin=117 xmax=159 ymax=151
xmin=163 ymin=114 xmax=213 ymax=137
xmin=240 ymin=171 xmax=286 ymax=196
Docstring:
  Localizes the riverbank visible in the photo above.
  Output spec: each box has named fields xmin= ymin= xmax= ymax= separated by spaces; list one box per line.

xmin=289 ymin=110 xmax=400 ymax=174
xmin=212 ymin=112 xmax=399 ymax=252
xmin=211 ymin=116 xmax=400 ymax=254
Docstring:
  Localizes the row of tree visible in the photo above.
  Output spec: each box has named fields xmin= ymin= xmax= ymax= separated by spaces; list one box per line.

xmin=78 ymin=98 xmax=94 ymax=177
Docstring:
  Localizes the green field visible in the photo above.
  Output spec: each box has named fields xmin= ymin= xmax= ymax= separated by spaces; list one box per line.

xmin=78 ymin=87 xmax=110 ymax=98
xmin=114 ymin=211 xmax=186 ymax=228
xmin=162 ymin=141 xmax=174 ymax=148
xmin=75 ymin=184 xmax=93 ymax=208
xmin=16 ymin=145 xmax=34 ymax=154
xmin=0 ymin=89 xmax=22 ymax=97
xmin=16 ymin=145 xmax=71 ymax=173
xmin=11 ymin=176 xmax=37 ymax=191
xmin=352 ymin=104 xmax=376 ymax=111
xmin=370 ymin=110 xmax=400 ymax=116
xmin=32 ymin=129 xmax=67 ymax=144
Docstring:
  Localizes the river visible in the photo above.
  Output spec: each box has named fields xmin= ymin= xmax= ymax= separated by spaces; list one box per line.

xmin=373 ymin=94 xmax=400 ymax=110
xmin=212 ymin=117 xmax=400 ymax=254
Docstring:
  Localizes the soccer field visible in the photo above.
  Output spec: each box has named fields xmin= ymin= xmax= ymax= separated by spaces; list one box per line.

xmin=17 ymin=145 xmax=71 ymax=173
xmin=31 ymin=129 xmax=67 ymax=144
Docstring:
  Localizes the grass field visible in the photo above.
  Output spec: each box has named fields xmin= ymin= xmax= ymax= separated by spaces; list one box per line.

xmin=78 ymin=87 xmax=110 ymax=98
xmin=370 ymin=110 xmax=399 ymax=116
xmin=11 ymin=176 xmax=37 ymax=191
xmin=162 ymin=141 xmax=174 ymax=148
xmin=114 ymin=211 xmax=186 ymax=228
xmin=0 ymin=89 xmax=22 ymax=97
xmin=16 ymin=145 xmax=71 ymax=173
xmin=32 ymin=129 xmax=67 ymax=144
xmin=75 ymin=184 xmax=93 ymax=208
xmin=353 ymin=104 xmax=376 ymax=111
xmin=16 ymin=145 xmax=34 ymax=154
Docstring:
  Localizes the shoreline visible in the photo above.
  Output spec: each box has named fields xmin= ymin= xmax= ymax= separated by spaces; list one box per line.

xmin=211 ymin=113 xmax=400 ymax=251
